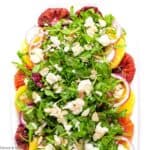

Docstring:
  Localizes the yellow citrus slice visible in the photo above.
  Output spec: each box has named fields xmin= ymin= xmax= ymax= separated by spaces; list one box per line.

xmin=110 ymin=36 xmax=126 ymax=69
xmin=20 ymin=40 xmax=34 ymax=69
xmin=118 ymin=91 xmax=135 ymax=117
xmin=15 ymin=85 xmax=32 ymax=111
xmin=29 ymin=138 xmax=38 ymax=150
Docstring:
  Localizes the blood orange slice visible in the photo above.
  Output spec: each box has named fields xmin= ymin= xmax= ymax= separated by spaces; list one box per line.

xmin=113 ymin=53 xmax=136 ymax=83
xmin=76 ymin=6 xmax=102 ymax=16
xmin=38 ymin=8 xmax=69 ymax=27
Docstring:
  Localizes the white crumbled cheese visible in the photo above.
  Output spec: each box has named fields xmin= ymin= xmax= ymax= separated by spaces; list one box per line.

xmin=84 ymin=44 xmax=92 ymax=51
xmin=54 ymin=64 xmax=62 ymax=72
xmin=92 ymin=112 xmax=99 ymax=122
xmin=113 ymin=84 xmax=124 ymax=99
xmin=53 ymin=83 xmax=62 ymax=94
xmin=63 ymin=123 xmax=72 ymax=133
xmin=50 ymin=36 xmax=60 ymax=47
xmin=95 ymin=91 xmax=103 ymax=97
xmin=64 ymin=98 xmax=84 ymax=115
xmin=81 ymin=108 xmax=90 ymax=117
xmin=72 ymin=42 xmax=84 ymax=56
xmin=78 ymin=79 xmax=93 ymax=96
xmin=35 ymin=123 xmax=47 ymax=135
xmin=97 ymin=34 xmax=111 ymax=47
xmin=54 ymin=135 xmax=62 ymax=145
xmin=44 ymin=104 xmax=68 ymax=124
xmin=84 ymin=143 xmax=98 ymax=150
xmin=29 ymin=48 xmax=44 ymax=63
xmin=99 ymin=19 xmax=106 ymax=27
xmin=45 ymin=144 xmax=55 ymax=150
xmin=90 ymin=70 xmax=97 ymax=80
xmin=32 ymin=92 xmax=41 ymax=103
xmin=84 ymin=17 xmax=97 ymax=37
xmin=86 ymin=26 xmax=98 ymax=37
xmin=38 ymin=136 xmax=43 ymax=145
xmin=40 ymin=67 xmax=49 ymax=77
xmin=84 ymin=17 xmax=95 ymax=27
xmin=54 ymin=135 xmax=68 ymax=146
xmin=69 ymin=144 xmax=80 ymax=150
xmin=118 ymin=144 xmax=128 ymax=150
xmin=93 ymin=122 xmax=109 ymax=141
xmin=64 ymin=45 xmax=70 ymax=52
xmin=46 ymin=73 xmax=61 ymax=85
xmin=106 ymin=48 xmax=115 ymax=62
xmin=75 ymin=121 xmax=80 ymax=130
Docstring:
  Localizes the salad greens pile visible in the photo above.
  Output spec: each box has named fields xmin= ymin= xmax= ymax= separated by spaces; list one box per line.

xmin=15 ymin=7 xmax=127 ymax=150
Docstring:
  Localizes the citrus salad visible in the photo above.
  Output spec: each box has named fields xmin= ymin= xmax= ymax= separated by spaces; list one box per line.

xmin=14 ymin=6 xmax=136 ymax=150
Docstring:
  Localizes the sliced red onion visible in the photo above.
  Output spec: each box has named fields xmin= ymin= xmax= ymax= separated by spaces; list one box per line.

xmin=116 ymin=136 xmax=133 ymax=150
xmin=25 ymin=26 xmax=44 ymax=47
xmin=112 ymin=73 xmax=130 ymax=107
xmin=19 ymin=112 xmax=26 ymax=125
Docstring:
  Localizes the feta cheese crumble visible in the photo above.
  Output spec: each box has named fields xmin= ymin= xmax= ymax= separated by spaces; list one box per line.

xmin=40 ymin=67 xmax=49 ymax=77
xmin=81 ymin=108 xmax=90 ymax=117
xmin=85 ymin=143 xmax=98 ymax=150
xmin=44 ymin=104 xmax=68 ymax=124
xmin=93 ymin=123 xmax=109 ymax=141
xmin=72 ymin=42 xmax=84 ymax=56
xmin=45 ymin=144 xmax=55 ymax=150
xmin=99 ymin=19 xmax=107 ymax=27
xmin=97 ymin=34 xmax=111 ymax=47
xmin=29 ymin=48 xmax=44 ymax=63
xmin=46 ymin=73 xmax=61 ymax=85
xmin=32 ymin=92 xmax=41 ymax=103
xmin=84 ymin=17 xmax=95 ymax=27
xmin=64 ymin=98 xmax=84 ymax=115
xmin=78 ymin=79 xmax=93 ymax=95
xmin=50 ymin=36 xmax=60 ymax=47
xmin=91 ymin=112 xmax=99 ymax=122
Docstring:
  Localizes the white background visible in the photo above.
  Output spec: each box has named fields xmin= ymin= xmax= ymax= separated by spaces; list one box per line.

xmin=0 ymin=0 xmax=149 ymax=149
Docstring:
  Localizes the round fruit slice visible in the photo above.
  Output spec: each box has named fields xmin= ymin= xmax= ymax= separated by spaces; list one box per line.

xmin=112 ymin=74 xmax=130 ymax=108
xmin=116 ymin=136 xmax=133 ymax=150
xmin=26 ymin=27 xmax=44 ymax=48
xmin=76 ymin=6 xmax=102 ymax=16
xmin=14 ymin=71 xmax=25 ymax=90
xmin=38 ymin=8 xmax=69 ymax=27
xmin=118 ymin=117 xmax=134 ymax=141
xmin=15 ymin=85 xmax=33 ymax=111
xmin=20 ymin=40 xmax=34 ymax=69
xmin=15 ymin=124 xmax=29 ymax=150
xmin=113 ymin=53 xmax=136 ymax=83
xmin=118 ymin=91 xmax=135 ymax=117
xmin=29 ymin=138 xmax=38 ymax=150
xmin=109 ymin=35 xmax=126 ymax=69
